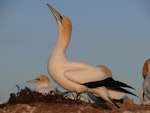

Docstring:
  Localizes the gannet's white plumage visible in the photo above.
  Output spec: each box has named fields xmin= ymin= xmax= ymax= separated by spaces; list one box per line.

xmin=47 ymin=4 xmax=136 ymax=107
xmin=140 ymin=59 xmax=150 ymax=105
xmin=27 ymin=75 xmax=55 ymax=95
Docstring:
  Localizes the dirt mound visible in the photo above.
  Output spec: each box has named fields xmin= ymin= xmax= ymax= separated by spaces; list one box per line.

xmin=1 ymin=87 xmax=150 ymax=113
xmin=0 ymin=86 xmax=98 ymax=109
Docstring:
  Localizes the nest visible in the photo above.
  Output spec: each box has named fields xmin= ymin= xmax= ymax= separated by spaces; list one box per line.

xmin=0 ymin=86 xmax=90 ymax=108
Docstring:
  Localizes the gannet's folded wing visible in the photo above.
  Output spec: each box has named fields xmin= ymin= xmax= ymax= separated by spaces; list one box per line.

xmin=64 ymin=68 xmax=109 ymax=84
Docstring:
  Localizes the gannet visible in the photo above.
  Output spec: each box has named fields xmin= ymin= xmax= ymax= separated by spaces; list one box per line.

xmin=47 ymin=3 xmax=136 ymax=107
xmin=139 ymin=59 xmax=150 ymax=105
xmin=26 ymin=75 xmax=55 ymax=95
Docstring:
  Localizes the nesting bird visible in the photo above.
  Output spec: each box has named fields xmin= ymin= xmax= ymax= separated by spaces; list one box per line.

xmin=140 ymin=59 xmax=150 ymax=105
xmin=47 ymin=4 xmax=136 ymax=108
xmin=26 ymin=75 xmax=55 ymax=95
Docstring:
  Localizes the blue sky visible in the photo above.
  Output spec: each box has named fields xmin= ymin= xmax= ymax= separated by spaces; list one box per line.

xmin=0 ymin=0 xmax=150 ymax=104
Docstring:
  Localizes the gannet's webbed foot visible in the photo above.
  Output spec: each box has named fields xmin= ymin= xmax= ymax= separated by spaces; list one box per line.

xmin=62 ymin=91 xmax=70 ymax=99
xmin=76 ymin=93 xmax=81 ymax=100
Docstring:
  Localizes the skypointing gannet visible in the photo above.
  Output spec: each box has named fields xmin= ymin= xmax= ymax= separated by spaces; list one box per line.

xmin=26 ymin=75 xmax=55 ymax=95
xmin=47 ymin=4 xmax=136 ymax=108
xmin=140 ymin=59 xmax=150 ymax=105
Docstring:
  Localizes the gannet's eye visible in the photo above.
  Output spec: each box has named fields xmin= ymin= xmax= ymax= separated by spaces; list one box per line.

xmin=36 ymin=78 xmax=40 ymax=81
xmin=59 ymin=14 xmax=63 ymax=21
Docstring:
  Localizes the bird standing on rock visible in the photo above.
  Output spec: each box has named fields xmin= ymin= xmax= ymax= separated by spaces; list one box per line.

xmin=47 ymin=3 xmax=136 ymax=108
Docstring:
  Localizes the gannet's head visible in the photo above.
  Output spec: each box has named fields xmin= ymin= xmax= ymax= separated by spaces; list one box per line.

xmin=47 ymin=4 xmax=72 ymax=37
xmin=26 ymin=75 xmax=50 ymax=85
xmin=142 ymin=59 xmax=150 ymax=79
xmin=97 ymin=65 xmax=112 ymax=77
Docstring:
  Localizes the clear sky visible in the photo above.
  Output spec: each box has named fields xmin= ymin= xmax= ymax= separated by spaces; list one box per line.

xmin=0 ymin=0 xmax=150 ymax=104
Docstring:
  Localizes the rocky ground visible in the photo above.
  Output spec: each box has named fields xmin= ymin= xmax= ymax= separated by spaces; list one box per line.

xmin=0 ymin=87 xmax=150 ymax=113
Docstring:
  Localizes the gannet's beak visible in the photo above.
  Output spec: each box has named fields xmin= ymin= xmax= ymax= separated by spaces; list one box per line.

xmin=26 ymin=78 xmax=40 ymax=83
xmin=47 ymin=4 xmax=63 ymax=23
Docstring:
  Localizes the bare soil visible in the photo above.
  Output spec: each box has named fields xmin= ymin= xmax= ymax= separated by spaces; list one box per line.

xmin=0 ymin=87 xmax=150 ymax=113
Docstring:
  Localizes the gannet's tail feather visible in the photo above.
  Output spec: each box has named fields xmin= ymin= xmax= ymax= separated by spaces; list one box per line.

xmin=83 ymin=77 xmax=133 ymax=89
xmin=110 ymin=87 xmax=137 ymax=97
xmin=83 ymin=77 xmax=137 ymax=97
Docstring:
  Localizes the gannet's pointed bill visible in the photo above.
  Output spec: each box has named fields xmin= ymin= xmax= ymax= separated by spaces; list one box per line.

xmin=47 ymin=4 xmax=63 ymax=23
xmin=26 ymin=78 xmax=40 ymax=83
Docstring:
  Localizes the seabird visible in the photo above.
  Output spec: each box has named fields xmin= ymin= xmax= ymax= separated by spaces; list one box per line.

xmin=140 ymin=59 xmax=150 ymax=105
xmin=47 ymin=3 xmax=136 ymax=108
xmin=26 ymin=75 xmax=55 ymax=95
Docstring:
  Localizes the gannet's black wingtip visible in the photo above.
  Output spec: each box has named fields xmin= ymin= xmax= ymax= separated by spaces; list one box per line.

xmin=82 ymin=77 xmax=137 ymax=97
xmin=83 ymin=77 xmax=135 ymax=89
xmin=114 ymin=80 xmax=135 ymax=90
xmin=116 ymin=87 xmax=138 ymax=97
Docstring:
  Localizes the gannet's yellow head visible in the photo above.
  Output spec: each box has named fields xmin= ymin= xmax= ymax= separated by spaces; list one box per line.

xmin=47 ymin=4 xmax=72 ymax=39
xmin=142 ymin=59 xmax=150 ymax=79
xmin=26 ymin=75 xmax=50 ymax=85
xmin=97 ymin=65 xmax=112 ymax=77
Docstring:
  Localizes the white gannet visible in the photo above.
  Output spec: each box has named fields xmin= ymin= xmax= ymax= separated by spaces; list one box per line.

xmin=47 ymin=4 xmax=136 ymax=108
xmin=26 ymin=75 xmax=55 ymax=95
xmin=140 ymin=59 xmax=150 ymax=105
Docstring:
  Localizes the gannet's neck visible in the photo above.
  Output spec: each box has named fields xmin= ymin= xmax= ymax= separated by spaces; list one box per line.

xmin=37 ymin=82 xmax=50 ymax=87
xmin=54 ymin=17 xmax=72 ymax=53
